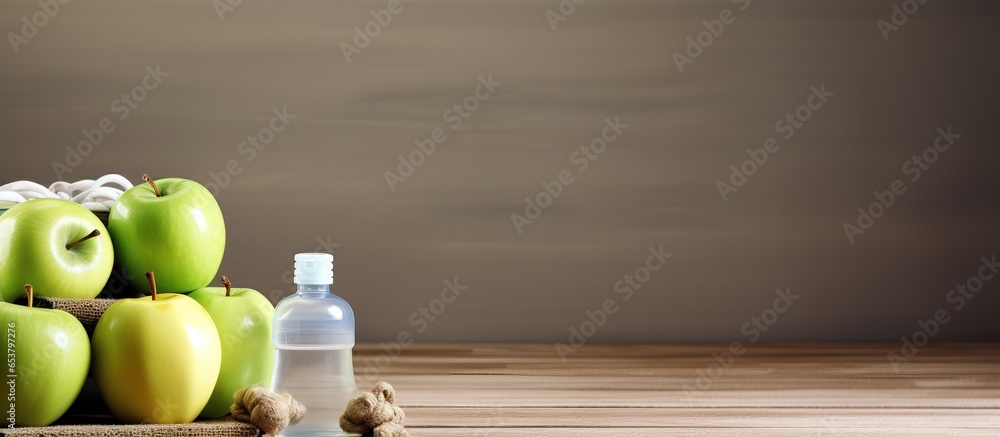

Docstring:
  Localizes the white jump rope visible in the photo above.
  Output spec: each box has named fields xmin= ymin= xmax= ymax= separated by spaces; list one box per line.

xmin=0 ymin=174 xmax=133 ymax=212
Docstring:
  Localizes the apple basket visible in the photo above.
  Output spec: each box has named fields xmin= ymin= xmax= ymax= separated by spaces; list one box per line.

xmin=3 ymin=296 xmax=262 ymax=436
xmin=0 ymin=176 xmax=270 ymax=436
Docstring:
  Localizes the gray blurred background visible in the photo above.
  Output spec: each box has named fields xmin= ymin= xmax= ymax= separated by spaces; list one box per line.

xmin=1 ymin=0 xmax=998 ymax=343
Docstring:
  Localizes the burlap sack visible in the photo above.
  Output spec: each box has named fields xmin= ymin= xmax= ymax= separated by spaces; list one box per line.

xmin=1 ymin=417 xmax=260 ymax=436
xmin=18 ymin=296 xmax=117 ymax=335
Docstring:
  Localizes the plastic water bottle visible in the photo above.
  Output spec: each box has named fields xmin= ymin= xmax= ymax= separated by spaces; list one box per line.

xmin=271 ymin=253 xmax=357 ymax=436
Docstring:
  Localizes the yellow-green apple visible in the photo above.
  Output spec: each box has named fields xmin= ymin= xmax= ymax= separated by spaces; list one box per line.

xmin=108 ymin=175 xmax=225 ymax=294
xmin=0 ymin=198 xmax=113 ymax=302
xmin=189 ymin=275 xmax=274 ymax=418
xmin=1 ymin=285 xmax=90 ymax=427
xmin=92 ymin=271 xmax=221 ymax=424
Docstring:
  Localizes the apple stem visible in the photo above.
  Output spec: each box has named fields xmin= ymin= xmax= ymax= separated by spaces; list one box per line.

xmin=66 ymin=229 xmax=101 ymax=250
xmin=146 ymin=270 xmax=157 ymax=301
xmin=24 ymin=284 xmax=33 ymax=308
xmin=142 ymin=174 xmax=162 ymax=197
xmin=222 ymin=275 xmax=232 ymax=297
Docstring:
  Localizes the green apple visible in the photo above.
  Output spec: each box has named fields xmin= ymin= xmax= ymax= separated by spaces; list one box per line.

xmin=92 ymin=271 xmax=221 ymax=424
xmin=0 ymin=198 xmax=114 ymax=302
xmin=1 ymin=285 xmax=90 ymax=427
xmin=189 ymin=275 xmax=274 ymax=418
xmin=108 ymin=175 xmax=225 ymax=294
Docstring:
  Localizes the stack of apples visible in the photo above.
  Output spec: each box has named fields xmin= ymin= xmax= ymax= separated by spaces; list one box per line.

xmin=0 ymin=175 xmax=274 ymax=427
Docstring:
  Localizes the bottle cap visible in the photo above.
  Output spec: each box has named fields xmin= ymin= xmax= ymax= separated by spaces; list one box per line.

xmin=294 ymin=252 xmax=334 ymax=285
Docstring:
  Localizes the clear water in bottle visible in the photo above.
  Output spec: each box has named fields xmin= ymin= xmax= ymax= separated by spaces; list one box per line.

xmin=270 ymin=253 xmax=358 ymax=436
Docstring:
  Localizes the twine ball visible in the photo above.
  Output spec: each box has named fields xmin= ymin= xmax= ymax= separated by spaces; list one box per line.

xmin=340 ymin=381 xmax=410 ymax=437
xmin=231 ymin=384 xmax=307 ymax=436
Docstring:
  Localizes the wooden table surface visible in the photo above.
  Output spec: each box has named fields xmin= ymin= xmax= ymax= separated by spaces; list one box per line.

xmin=355 ymin=343 xmax=1000 ymax=436
xmin=7 ymin=343 xmax=998 ymax=436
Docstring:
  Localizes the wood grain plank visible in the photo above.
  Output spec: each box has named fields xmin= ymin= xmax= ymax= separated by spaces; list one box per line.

xmin=400 ymin=407 xmax=1000 ymax=428
xmin=375 ymin=388 xmax=1000 ymax=408
xmin=350 ymin=343 xmax=1000 ymax=433
xmin=407 ymin=428 xmax=1000 ymax=437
